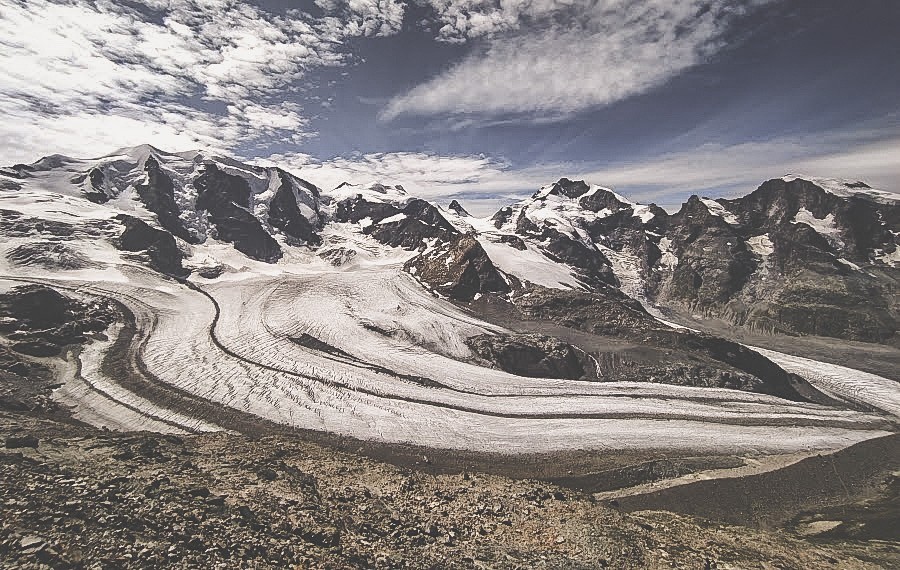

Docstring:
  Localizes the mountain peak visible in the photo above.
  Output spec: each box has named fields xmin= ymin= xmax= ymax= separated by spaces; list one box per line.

xmin=545 ymin=178 xmax=591 ymax=199
xmin=448 ymin=199 xmax=470 ymax=216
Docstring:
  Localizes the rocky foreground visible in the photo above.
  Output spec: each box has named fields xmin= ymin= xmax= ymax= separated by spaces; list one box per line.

xmin=1 ymin=411 xmax=897 ymax=569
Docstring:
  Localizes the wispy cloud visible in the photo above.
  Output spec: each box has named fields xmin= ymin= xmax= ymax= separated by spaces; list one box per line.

xmin=255 ymin=150 xmax=513 ymax=197
xmin=383 ymin=0 xmax=769 ymax=121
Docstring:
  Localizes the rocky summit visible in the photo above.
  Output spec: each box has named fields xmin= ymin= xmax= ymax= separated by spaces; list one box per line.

xmin=0 ymin=145 xmax=898 ymax=568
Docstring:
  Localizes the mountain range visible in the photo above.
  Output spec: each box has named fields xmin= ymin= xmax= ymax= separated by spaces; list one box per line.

xmin=1 ymin=144 xmax=898 ymax=444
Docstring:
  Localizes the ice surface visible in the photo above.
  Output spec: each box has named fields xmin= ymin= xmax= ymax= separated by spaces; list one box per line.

xmin=747 ymin=234 xmax=775 ymax=258
xmin=748 ymin=345 xmax=900 ymax=420
xmin=793 ymin=208 xmax=844 ymax=248
xmin=700 ymin=198 xmax=740 ymax=225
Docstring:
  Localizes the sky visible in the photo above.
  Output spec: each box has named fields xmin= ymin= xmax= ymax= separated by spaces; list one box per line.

xmin=1 ymin=0 xmax=899 ymax=214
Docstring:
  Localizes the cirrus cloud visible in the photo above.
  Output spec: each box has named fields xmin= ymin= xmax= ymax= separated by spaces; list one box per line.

xmin=384 ymin=0 xmax=770 ymax=120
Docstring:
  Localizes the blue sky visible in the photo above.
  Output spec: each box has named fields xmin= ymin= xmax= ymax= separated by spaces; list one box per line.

xmin=1 ymin=0 xmax=899 ymax=214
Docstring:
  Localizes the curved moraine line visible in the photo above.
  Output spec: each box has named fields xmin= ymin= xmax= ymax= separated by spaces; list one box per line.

xmin=747 ymin=345 xmax=900 ymax=421
xmin=0 ymin=277 xmax=219 ymax=434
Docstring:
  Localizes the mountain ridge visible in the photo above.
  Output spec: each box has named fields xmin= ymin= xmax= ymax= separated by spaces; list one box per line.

xmin=3 ymin=144 xmax=899 ymax=346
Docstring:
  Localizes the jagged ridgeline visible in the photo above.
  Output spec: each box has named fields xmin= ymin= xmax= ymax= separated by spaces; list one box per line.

xmin=8 ymin=147 xmax=897 ymax=342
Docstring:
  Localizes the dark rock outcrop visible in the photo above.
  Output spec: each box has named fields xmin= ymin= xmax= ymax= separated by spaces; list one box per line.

xmin=135 ymin=156 xmax=195 ymax=243
xmin=485 ymin=174 xmax=898 ymax=344
xmin=6 ymin=242 xmax=96 ymax=270
xmin=5 ymin=435 xmax=39 ymax=449
xmin=510 ymin=285 xmax=659 ymax=338
xmin=114 ymin=214 xmax=189 ymax=277
xmin=318 ymin=247 xmax=357 ymax=267
xmin=0 ymin=209 xmax=76 ymax=238
xmin=660 ymin=196 xmax=758 ymax=309
xmin=405 ymin=234 xmax=511 ymax=301
xmin=0 ymin=285 xmax=117 ymax=358
xmin=671 ymin=178 xmax=900 ymax=343
xmin=267 ymin=170 xmax=322 ymax=246
xmin=83 ymin=168 xmax=110 ymax=204
xmin=490 ymin=206 xmax=514 ymax=229
xmin=336 ymin=196 xmax=458 ymax=250
xmin=334 ymin=195 xmax=398 ymax=224
xmin=514 ymin=209 xmax=618 ymax=289
xmin=545 ymin=178 xmax=591 ymax=200
xmin=466 ymin=333 xmax=591 ymax=380
xmin=0 ymin=163 xmax=34 ymax=179
xmin=577 ymin=188 xmax=629 ymax=213
xmin=503 ymin=286 xmax=809 ymax=400
xmin=0 ymin=286 xmax=74 ymax=329
xmin=195 ymin=163 xmax=282 ymax=263
xmin=448 ymin=200 xmax=470 ymax=216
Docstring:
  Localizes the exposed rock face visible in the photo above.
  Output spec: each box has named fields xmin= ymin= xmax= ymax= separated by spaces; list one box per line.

xmin=371 ymin=199 xmax=458 ymax=249
xmin=0 ymin=163 xmax=33 ymax=179
xmin=511 ymin=285 xmax=654 ymax=338
xmin=644 ymin=179 xmax=900 ymax=343
xmin=135 ymin=156 xmax=195 ymax=243
xmin=712 ymin=178 xmax=900 ymax=342
xmin=548 ymin=178 xmax=591 ymax=199
xmin=480 ymin=175 xmax=899 ymax=345
xmin=501 ymin=286 xmax=808 ymax=400
xmin=0 ymin=209 xmax=76 ymax=238
xmin=514 ymin=213 xmax=617 ymax=288
xmin=83 ymin=168 xmax=110 ymax=204
xmin=318 ymin=247 xmax=357 ymax=267
xmin=334 ymin=194 xmax=397 ymax=224
xmin=447 ymin=199 xmax=470 ymax=216
xmin=660 ymin=196 xmax=759 ymax=309
xmin=195 ymin=163 xmax=282 ymax=263
xmin=267 ymin=170 xmax=322 ymax=246
xmin=405 ymin=234 xmax=511 ymax=301
xmin=336 ymin=195 xmax=458 ymax=250
xmin=0 ymin=285 xmax=117 ymax=357
xmin=466 ymin=333 xmax=591 ymax=379
xmin=490 ymin=206 xmax=514 ymax=229
xmin=114 ymin=214 xmax=189 ymax=277
xmin=646 ymin=329 xmax=809 ymax=401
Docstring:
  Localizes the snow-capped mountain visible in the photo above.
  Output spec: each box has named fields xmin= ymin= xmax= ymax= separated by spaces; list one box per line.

xmin=1 ymin=145 xmax=898 ymax=458
xmin=437 ymin=175 xmax=900 ymax=344
xmin=3 ymin=145 xmax=897 ymax=344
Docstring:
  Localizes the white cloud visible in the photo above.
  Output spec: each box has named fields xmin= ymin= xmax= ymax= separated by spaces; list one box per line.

xmin=255 ymin=151 xmax=514 ymax=199
xmin=384 ymin=0 xmax=768 ymax=120
xmin=315 ymin=0 xmax=407 ymax=39
xmin=422 ymin=0 xmax=576 ymax=42
xmin=0 ymin=0 xmax=406 ymax=163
